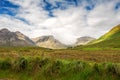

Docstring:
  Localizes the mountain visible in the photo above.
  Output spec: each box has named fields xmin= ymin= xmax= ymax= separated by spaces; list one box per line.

xmin=91 ymin=24 xmax=120 ymax=44
xmin=32 ymin=35 xmax=67 ymax=49
xmin=83 ymin=24 xmax=120 ymax=48
xmin=0 ymin=28 xmax=35 ymax=46
xmin=75 ymin=36 xmax=95 ymax=46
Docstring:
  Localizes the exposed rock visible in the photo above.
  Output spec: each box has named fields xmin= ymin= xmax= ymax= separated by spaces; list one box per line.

xmin=33 ymin=35 xmax=67 ymax=49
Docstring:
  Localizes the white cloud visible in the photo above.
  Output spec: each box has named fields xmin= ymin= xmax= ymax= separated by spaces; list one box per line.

xmin=87 ymin=0 xmax=120 ymax=34
xmin=0 ymin=15 xmax=33 ymax=36
xmin=0 ymin=0 xmax=120 ymax=45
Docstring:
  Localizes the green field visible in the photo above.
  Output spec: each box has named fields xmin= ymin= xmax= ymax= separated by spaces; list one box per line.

xmin=0 ymin=47 xmax=120 ymax=80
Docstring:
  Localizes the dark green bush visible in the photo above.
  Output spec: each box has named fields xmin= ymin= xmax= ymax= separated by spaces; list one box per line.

xmin=0 ymin=59 xmax=11 ymax=70
xmin=13 ymin=57 xmax=28 ymax=72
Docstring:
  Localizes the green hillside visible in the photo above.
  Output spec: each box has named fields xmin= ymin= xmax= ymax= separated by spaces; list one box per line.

xmin=75 ymin=24 xmax=120 ymax=50
xmin=82 ymin=37 xmax=120 ymax=49
xmin=91 ymin=24 xmax=120 ymax=44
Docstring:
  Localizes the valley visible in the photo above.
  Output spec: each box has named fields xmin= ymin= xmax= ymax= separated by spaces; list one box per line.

xmin=0 ymin=24 xmax=120 ymax=80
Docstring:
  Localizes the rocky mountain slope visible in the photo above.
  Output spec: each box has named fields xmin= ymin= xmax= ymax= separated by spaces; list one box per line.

xmin=32 ymin=35 xmax=67 ymax=49
xmin=0 ymin=28 xmax=35 ymax=46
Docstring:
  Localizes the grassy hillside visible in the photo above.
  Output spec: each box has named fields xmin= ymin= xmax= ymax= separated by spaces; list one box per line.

xmin=74 ymin=24 xmax=120 ymax=50
xmin=91 ymin=24 xmax=120 ymax=44
xmin=76 ymin=37 xmax=120 ymax=50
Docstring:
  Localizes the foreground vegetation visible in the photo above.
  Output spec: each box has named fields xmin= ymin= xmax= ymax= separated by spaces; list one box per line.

xmin=0 ymin=47 xmax=120 ymax=80
xmin=0 ymin=57 xmax=120 ymax=80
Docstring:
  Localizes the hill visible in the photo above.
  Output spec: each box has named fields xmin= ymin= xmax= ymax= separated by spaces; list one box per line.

xmin=91 ymin=24 xmax=120 ymax=44
xmin=75 ymin=24 xmax=120 ymax=49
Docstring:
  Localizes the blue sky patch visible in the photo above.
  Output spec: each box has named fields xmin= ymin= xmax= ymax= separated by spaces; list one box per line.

xmin=115 ymin=2 xmax=120 ymax=10
xmin=0 ymin=0 xmax=19 ymax=16
xmin=85 ymin=5 xmax=94 ymax=11
xmin=42 ymin=0 xmax=79 ymax=17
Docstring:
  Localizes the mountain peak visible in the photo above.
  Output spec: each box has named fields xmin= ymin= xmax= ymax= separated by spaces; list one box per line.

xmin=33 ymin=35 xmax=66 ymax=49
xmin=15 ymin=31 xmax=22 ymax=34
xmin=0 ymin=28 xmax=10 ymax=32
xmin=36 ymin=35 xmax=54 ymax=43
xmin=0 ymin=28 xmax=35 ymax=46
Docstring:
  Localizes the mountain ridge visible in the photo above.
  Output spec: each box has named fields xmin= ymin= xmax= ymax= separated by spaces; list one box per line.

xmin=33 ymin=35 xmax=67 ymax=49
xmin=0 ymin=28 xmax=35 ymax=46
xmin=1 ymin=24 xmax=120 ymax=49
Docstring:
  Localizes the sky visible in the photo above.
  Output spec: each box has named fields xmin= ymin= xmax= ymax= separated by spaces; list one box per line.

xmin=0 ymin=0 xmax=120 ymax=44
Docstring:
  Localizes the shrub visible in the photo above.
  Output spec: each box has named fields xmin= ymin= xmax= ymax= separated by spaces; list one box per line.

xmin=13 ymin=57 xmax=28 ymax=72
xmin=0 ymin=59 xmax=11 ymax=70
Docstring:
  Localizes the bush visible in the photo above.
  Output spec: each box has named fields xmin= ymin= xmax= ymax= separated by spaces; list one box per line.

xmin=13 ymin=57 xmax=28 ymax=72
xmin=0 ymin=59 xmax=11 ymax=70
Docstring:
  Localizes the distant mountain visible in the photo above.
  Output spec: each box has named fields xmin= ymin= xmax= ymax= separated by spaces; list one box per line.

xmin=75 ymin=36 xmax=95 ymax=46
xmin=0 ymin=28 xmax=35 ymax=46
xmin=32 ymin=35 xmax=67 ymax=49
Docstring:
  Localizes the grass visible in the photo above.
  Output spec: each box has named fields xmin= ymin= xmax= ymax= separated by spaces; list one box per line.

xmin=0 ymin=47 xmax=120 ymax=63
xmin=75 ymin=37 xmax=120 ymax=50
xmin=0 ymin=57 xmax=120 ymax=80
xmin=90 ymin=24 xmax=120 ymax=44
xmin=0 ymin=47 xmax=120 ymax=80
